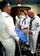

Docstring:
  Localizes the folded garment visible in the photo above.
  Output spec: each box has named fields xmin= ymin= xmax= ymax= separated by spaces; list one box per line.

xmin=15 ymin=27 xmax=27 ymax=43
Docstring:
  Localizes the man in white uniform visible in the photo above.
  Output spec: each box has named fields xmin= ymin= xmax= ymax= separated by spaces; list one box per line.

xmin=15 ymin=10 xmax=31 ymax=46
xmin=28 ymin=11 xmax=40 ymax=56
xmin=0 ymin=1 xmax=19 ymax=56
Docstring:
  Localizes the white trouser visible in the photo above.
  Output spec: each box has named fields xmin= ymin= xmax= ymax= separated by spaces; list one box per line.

xmin=0 ymin=38 xmax=15 ymax=56
xmin=30 ymin=31 xmax=39 ymax=54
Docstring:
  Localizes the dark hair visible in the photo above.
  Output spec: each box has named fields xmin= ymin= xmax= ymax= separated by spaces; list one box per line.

xmin=0 ymin=0 xmax=8 ymax=10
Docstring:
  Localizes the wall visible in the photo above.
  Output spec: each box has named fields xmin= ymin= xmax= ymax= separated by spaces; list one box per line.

xmin=22 ymin=4 xmax=40 ymax=14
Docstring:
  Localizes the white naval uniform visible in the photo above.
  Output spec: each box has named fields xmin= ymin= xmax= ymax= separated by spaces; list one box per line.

xmin=16 ymin=15 xmax=31 ymax=44
xmin=30 ymin=15 xmax=40 ymax=54
xmin=20 ymin=15 xmax=30 ymax=30
xmin=0 ymin=12 xmax=19 ymax=56
xmin=16 ymin=15 xmax=30 ymax=29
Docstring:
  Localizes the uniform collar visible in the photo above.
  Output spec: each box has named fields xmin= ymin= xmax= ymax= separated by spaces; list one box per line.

xmin=2 ymin=12 xmax=9 ymax=17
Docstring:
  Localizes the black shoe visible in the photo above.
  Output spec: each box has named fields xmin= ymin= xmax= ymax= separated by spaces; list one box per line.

xmin=31 ymin=53 xmax=37 ymax=56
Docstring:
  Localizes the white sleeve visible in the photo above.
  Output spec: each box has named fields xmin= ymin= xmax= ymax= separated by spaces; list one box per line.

xmin=36 ymin=18 xmax=40 ymax=31
xmin=26 ymin=17 xmax=30 ymax=27
xmin=15 ymin=16 xmax=20 ymax=24
xmin=4 ymin=16 xmax=19 ymax=41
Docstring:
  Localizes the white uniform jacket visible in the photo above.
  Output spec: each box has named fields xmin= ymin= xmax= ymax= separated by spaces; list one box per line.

xmin=31 ymin=15 xmax=40 ymax=53
xmin=1 ymin=12 xmax=19 ymax=41
xmin=16 ymin=15 xmax=31 ymax=29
